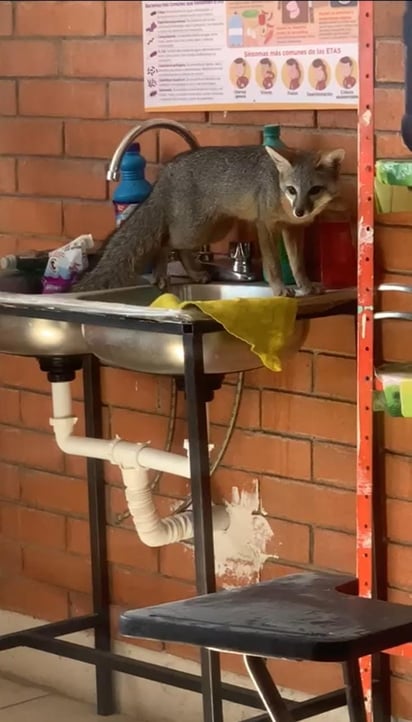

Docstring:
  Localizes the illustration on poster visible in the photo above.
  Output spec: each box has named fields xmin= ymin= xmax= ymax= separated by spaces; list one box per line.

xmin=231 ymin=58 xmax=251 ymax=89
xmin=338 ymin=56 xmax=357 ymax=89
xmin=280 ymin=1 xmax=313 ymax=25
xmin=311 ymin=58 xmax=329 ymax=91
xmin=257 ymin=57 xmax=276 ymax=90
xmin=229 ymin=8 xmax=275 ymax=46
xmin=284 ymin=58 xmax=302 ymax=90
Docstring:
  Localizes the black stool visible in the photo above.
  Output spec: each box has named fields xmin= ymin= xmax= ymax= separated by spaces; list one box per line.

xmin=120 ymin=572 xmax=412 ymax=722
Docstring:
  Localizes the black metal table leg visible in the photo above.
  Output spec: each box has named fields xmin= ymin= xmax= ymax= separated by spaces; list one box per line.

xmin=342 ymin=660 xmax=367 ymax=722
xmin=244 ymin=656 xmax=294 ymax=722
xmin=83 ymin=355 xmax=116 ymax=716
xmin=183 ymin=327 xmax=223 ymax=722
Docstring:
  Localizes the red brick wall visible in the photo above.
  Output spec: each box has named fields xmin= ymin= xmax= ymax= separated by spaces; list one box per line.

xmin=0 ymin=0 xmax=411 ymax=716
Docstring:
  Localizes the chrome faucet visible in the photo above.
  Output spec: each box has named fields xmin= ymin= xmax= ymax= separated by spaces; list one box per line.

xmin=198 ymin=242 xmax=262 ymax=283
xmin=106 ymin=118 xmax=199 ymax=181
xmin=107 ymin=119 xmax=261 ymax=283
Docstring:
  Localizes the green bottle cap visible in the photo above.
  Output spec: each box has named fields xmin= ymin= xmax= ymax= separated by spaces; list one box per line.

xmin=263 ymin=125 xmax=283 ymax=148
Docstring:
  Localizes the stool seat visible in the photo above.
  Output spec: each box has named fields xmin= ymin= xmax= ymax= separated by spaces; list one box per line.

xmin=120 ymin=572 xmax=412 ymax=663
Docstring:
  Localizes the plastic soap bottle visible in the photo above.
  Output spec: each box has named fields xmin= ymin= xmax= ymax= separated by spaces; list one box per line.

xmin=112 ymin=143 xmax=153 ymax=228
xmin=262 ymin=125 xmax=295 ymax=287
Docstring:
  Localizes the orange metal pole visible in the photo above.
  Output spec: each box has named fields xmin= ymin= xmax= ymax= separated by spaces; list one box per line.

xmin=357 ymin=1 xmax=374 ymax=719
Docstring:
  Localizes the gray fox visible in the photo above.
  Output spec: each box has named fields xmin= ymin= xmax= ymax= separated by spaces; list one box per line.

xmin=74 ymin=144 xmax=345 ymax=297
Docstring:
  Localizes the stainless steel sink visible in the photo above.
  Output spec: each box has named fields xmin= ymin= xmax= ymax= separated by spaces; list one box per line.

xmin=0 ymin=308 xmax=89 ymax=357
xmin=79 ymin=283 xmax=356 ymax=376
xmin=0 ymin=279 xmax=355 ymax=375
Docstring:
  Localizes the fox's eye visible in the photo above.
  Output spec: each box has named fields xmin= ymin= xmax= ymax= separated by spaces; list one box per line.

xmin=309 ymin=185 xmax=324 ymax=195
xmin=286 ymin=186 xmax=297 ymax=195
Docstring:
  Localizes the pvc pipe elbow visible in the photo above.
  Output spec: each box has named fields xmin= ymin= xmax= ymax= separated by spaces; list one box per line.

xmin=50 ymin=415 xmax=78 ymax=449
xmin=50 ymin=380 xmax=229 ymax=549
xmin=121 ymin=468 xmax=230 ymax=548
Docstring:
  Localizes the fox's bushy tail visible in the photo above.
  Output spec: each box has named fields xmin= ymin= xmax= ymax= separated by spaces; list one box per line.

xmin=74 ymin=191 xmax=164 ymax=292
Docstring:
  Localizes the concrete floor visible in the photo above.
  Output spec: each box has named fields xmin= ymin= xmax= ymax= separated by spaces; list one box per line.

xmin=0 ymin=674 xmax=132 ymax=721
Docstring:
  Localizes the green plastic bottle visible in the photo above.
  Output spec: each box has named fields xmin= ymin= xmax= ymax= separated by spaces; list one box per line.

xmin=262 ymin=125 xmax=295 ymax=287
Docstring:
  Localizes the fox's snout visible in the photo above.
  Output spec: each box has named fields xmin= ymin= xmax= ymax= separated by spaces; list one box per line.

xmin=286 ymin=191 xmax=315 ymax=219
xmin=286 ymin=187 xmax=331 ymax=220
xmin=292 ymin=202 xmax=312 ymax=219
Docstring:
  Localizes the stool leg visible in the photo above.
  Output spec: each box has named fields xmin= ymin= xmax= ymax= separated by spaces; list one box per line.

xmin=342 ymin=660 xmax=367 ymax=722
xmin=244 ymin=656 xmax=294 ymax=722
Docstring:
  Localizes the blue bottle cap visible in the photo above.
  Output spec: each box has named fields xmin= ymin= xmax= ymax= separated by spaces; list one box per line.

xmin=125 ymin=142 xmax=141 ymax=154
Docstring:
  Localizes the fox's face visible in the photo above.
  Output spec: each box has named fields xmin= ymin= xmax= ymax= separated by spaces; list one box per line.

xmin=266 ymin=146 xmax=345 ymax=222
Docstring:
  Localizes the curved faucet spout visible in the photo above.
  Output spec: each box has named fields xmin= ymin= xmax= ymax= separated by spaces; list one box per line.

xmin=106 ymin=118 xmax=200 ymax=181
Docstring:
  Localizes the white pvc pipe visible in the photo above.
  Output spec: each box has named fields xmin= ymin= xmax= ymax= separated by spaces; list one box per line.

xmin=137 ymin=446 xmax=190 ymax=478
xmin=50 ymin=382 xmax=190 ymax=476
xmin=121 ymin=467 xmax=229 ymax=547
xmin=49 ymin=382 xmax=230 ymax=547
xmin=183 ymin=402 xmax=214 ymax=459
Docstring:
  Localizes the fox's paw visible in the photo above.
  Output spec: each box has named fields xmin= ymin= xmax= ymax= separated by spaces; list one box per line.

xmin=299 ymin=283 xmax=324 ymax=296
xmin=154 ymin=274 xmax=169 ymax=292
xmin=189 ymin=269 xmax=210 ymax=284
xmin=271 ymin=283 xmax=296 ymax=298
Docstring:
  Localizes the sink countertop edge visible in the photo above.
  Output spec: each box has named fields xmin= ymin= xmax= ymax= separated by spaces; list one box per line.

xmin=0 ymin=291 xmax=195 ymax=324
xmin=0 ymin=286 xmax=357 ymax=328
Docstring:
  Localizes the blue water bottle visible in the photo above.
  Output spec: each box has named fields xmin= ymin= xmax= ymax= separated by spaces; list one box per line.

xmin=112 ymin=143 xmax=153 ymax=228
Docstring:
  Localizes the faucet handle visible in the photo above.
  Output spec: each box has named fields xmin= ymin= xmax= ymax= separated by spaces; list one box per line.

xmin=229 ymin=241 xmax=252 ymax=260
xmin=229 ymin=241 xmax=254 ymax=276
xmin=198 ymin=245 xmax=214 ymax=263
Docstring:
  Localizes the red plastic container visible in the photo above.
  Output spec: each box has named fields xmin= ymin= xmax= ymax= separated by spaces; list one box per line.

xmin=305 ymin=218 xmax=357 ymax=289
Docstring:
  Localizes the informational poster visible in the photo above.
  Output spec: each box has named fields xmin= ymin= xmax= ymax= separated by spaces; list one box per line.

xmin=142 ymin=0 xmax=358 ymax=112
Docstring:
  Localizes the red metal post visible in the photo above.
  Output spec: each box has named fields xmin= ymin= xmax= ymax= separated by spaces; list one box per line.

xmin=357 ymin=1 xmax=375 ymax=719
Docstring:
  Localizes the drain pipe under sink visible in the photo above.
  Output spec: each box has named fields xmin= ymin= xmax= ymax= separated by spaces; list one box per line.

xmin=49 ymin=382 xmax=229 ymax=547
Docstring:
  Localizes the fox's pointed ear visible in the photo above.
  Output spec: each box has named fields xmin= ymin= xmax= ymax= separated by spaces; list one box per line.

xmin=316 ymin=148 xmax=345 ymax=169
xmin=265 ymin=146 xmax=292 ymax=173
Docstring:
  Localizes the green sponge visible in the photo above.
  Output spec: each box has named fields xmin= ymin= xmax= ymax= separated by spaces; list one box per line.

xmin=376 ymin=160 xmax=412 ymax=186
xmin=400 ymin=379 xmax=412 ymax=417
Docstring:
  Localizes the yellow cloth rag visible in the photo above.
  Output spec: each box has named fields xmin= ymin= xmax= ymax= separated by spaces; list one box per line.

xmin=150 ymin=292 xmax=297 ymax=372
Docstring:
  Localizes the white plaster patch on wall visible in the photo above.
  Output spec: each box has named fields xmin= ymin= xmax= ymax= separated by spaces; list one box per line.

xmin=361 ymin=108 xmax=371 ymax=126
xmin=213 ymin=479 xmax=275 ymax=589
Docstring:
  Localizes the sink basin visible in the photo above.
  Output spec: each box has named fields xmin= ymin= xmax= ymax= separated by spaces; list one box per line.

xmin=80 ymin=283 xmax=355 ymax=376
xmin=0 ymin=277 xmax=154 ymax=359
xmin=0 ymin=310 xmax=89 ymax=357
